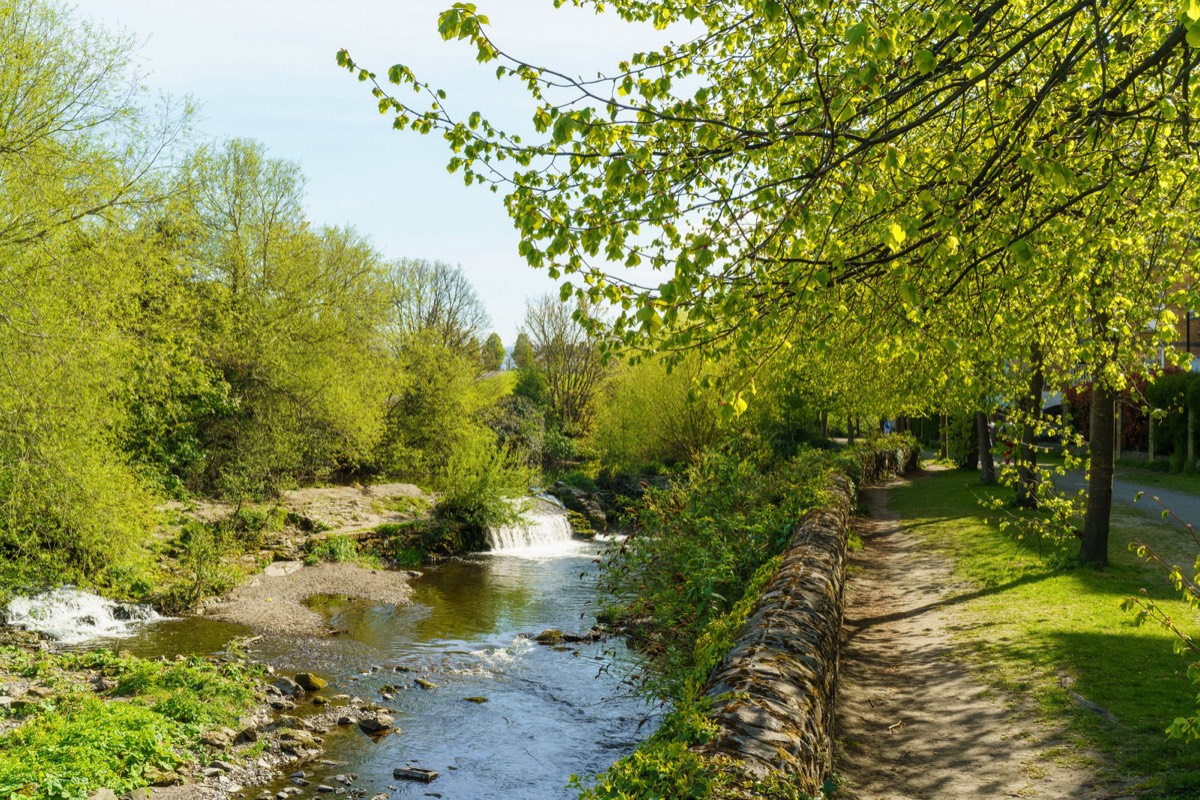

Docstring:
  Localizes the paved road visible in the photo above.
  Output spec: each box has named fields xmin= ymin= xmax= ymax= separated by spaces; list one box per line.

xmin=1055 ymin=471 xmax=1200 ymax=527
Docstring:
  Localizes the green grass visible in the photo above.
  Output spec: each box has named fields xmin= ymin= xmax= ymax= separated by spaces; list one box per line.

xmin=1114 ymin=465 xmax=1200 ymax=496
xmin=890 ymin=470 xmax=1200 ymax=798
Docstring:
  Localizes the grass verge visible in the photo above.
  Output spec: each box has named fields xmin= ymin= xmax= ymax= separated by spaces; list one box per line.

xmin=889 ymin=469 xmax=1200 ymax=798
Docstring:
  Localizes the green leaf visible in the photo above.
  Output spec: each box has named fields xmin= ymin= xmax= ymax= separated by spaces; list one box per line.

xmin=1188 ymin=20 xmax=1200 ymax=47
xmin=1186 ymin=0 xmax=1200 ymax=22
xmin=1009 ymin=239 xmax=1034 ymax=265
xmin=884 ymin=223 xmax=907 ymax=252
xmin=915 ymin=49 xmax=937 ymax=75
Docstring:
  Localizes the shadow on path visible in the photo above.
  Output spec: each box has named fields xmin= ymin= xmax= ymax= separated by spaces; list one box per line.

xmin=834 ymin=476 xmax=1110 ymax=800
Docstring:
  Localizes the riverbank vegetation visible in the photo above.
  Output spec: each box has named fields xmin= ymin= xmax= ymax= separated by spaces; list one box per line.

xmin=574 ymin=439 xmax=915 ymax=800
xmin=0 ymin=0 xmax=547 ymax=604
xmin=0 ymin=647 xmax=264 ymax=800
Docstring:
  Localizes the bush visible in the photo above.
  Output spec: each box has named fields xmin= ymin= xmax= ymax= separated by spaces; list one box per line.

xmin=303 ymin=535 xmax=360 ymax=565
xmin=433 ymin=440 xmax=536 ymax=551
xmin=599 ymin=449 xmax=834 ymax=699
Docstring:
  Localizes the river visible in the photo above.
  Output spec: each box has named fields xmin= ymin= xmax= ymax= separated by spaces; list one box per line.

xmin=23 ymin=519 xmax=654 ymax=799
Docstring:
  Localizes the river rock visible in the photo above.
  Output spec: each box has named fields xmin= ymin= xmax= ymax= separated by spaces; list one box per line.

xmin=295 ymin=672 xmax=327 ymax=691
xmin=235 ymin=724 xmax=260 ymax=744
xmin=414 ymin=678 xmax=438 ymax=690
xmin=273 ymin=676 xmax=304 ymax=697
xmin=358 ymin=713 xmax=394 ymax=734
xmin=200 ymin=727 xmax=235 ymax=749
xmin=121 ymin=788 xmax=150 ymax=800
xmin=534 ymin=629 xmax=565 ymax=645
xmin=89 ymin=789 xmax=118 ymax=800
xmin=146 ymin=768 xmax=183 ymax=787
xmin=552 ymin=484 xmax=607 ymax=528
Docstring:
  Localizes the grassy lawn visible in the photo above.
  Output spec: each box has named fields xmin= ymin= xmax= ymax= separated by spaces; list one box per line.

xmin=1115 ymin=465 xmax=1200 ymax=497
xmin=890 ymin=469 xmax=1200 ymax=799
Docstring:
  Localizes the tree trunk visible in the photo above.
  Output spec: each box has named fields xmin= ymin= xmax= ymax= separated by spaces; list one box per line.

xmin=1115 ymin=401 xmax=1123 ymax=460
xmin=976 ymin=410 xmax=995 ymax=484
xmin=1080 ymin=384 xmax=1115 ymax=566
xmin=1016 ymin=360 xmax=1045 ymax=508
xmin=939 ymin=414 xmax=948 ymax=459
xmin=1189 ymin=404 xmax=1196 ymax=468
xmin=847 ymin=415 xmax=855 ymax=445
xmin=1148 ymin=412 xmax=1156 ymax=461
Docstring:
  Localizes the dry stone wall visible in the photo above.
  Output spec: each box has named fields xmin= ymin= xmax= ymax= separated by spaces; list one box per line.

xmin=697 ymin=442 xmax=917 ymax=796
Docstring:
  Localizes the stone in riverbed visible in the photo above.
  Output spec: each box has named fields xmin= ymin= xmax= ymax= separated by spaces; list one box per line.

xmin=358 ymin=713 xmax=394 ymax=734
xmin=413 ymin=678 xmax=438 ymax=690
xmin=273 ymin=676 xmax=303 ymax=697
xmin=294 ymin=672 xmax=327 ymax=691
xmin=534 ymin=629 xmax=565 ymax=645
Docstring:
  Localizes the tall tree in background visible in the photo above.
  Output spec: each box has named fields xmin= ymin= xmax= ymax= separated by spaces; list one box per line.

xmin=511 ymin=332 xmax=535 ymax=370
xmin=388 ymin=258 xmax=490 ymax=355
xmin=521 ymin=294 xmax=607 ymax=434
xmin=481 ymin=332 xmax=505 ymax=371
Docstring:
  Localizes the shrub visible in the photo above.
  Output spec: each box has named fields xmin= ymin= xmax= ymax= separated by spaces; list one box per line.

xmin=433 ymin=440 xmax=536 ymax=551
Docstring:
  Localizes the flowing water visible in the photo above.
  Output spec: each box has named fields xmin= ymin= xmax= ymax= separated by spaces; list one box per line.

xmin=13 ymin=507 xmax=654 ymax=799
xmin=5 ymin=587 xmax=162 ymax=644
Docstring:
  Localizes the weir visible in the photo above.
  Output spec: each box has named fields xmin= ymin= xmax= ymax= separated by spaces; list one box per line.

xmin=5 ymin=587 xmax=161 ymax=645
xmin=486 ymin=500 xmax=579 ymax=556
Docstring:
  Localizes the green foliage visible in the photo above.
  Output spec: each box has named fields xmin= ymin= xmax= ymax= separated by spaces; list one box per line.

xmin=600 ymin=449 xmax=833 ymax=699
xmin=481 ymin=332 xmax=505 ymax=372
xmin=946 ymin=413 xmax=978 ymax=469
xmin=433 ymin=439 xmax=537 ymax=550
xmin=303 ymin=535 xmax=379 ymax=568
xmin=511 ymin=332 xmax=535 ymax=370
xmin=512 ymin=366 xmax=551 ymax=409
xmin=0 ymin=648 xmax=261 ymax=800
xmin=592 ymin=356 xmax=722 ymax=474
xmin=376 ymin=332 xmax=493 ymax=480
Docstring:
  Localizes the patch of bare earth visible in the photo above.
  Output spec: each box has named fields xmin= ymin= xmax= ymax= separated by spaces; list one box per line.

xmin=201 ymin=560 xmax=412 ymax=635
xmin=835 ymin=475 xmax=1108 ymax=800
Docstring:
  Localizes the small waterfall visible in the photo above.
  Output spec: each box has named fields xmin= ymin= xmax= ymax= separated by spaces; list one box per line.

xmin=5 ymin=587 xmax=162 ymax=645
xmin=487 ymin=501 xmax=580 ymax=557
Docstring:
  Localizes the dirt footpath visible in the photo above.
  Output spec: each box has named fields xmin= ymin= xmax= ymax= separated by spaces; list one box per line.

xmin=835 ymin=477 xmax=1106 ymax=799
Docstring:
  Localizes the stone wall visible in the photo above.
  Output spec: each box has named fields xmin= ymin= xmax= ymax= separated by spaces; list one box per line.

xmin=696 ymin=441 xmax=917 ymax=795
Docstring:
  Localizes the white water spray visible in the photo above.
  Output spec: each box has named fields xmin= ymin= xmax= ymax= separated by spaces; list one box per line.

xmin=5 ymin=587 xmax=161 ymax=644
xmin=486 ymin=501 xmax=581 ymax=557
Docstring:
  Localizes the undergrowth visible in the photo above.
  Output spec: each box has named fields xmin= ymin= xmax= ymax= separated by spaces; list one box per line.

xmin=0 ymin=648 xmax=263 ymax=800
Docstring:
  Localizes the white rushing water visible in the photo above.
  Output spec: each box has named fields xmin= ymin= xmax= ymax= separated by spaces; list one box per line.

xmin=486 ymin=501 xmax=583 ymax=558
xmin=5 ymin=587 xmax=161 ymax=645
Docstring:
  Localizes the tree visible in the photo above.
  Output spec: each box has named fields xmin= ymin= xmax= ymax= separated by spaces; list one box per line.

xmin=388 ymin=258 xmax=490 ymax=355
xmin=511 ymin=331 xmax=535 ymax=370
xmin=0 ymin=0 xmax=189 ymax=249
xmin=521 ymin=294 xmax=607 ymax=434
xmin=181 ymin=139 xmax=392 ymax=495
xmin=481 ymin=332 xmax=505 ymax=371
xmin=340 ymin=0 xmax=1200 ymax=562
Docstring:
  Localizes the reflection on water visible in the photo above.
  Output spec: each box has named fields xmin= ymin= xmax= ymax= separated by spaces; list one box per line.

xmin=111 ymin=543 xmax=654 ymax=800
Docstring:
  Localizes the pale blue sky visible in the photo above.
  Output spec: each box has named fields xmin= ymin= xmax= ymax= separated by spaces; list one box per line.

xmin=81 ymin=0 xmax=675 ymax=343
